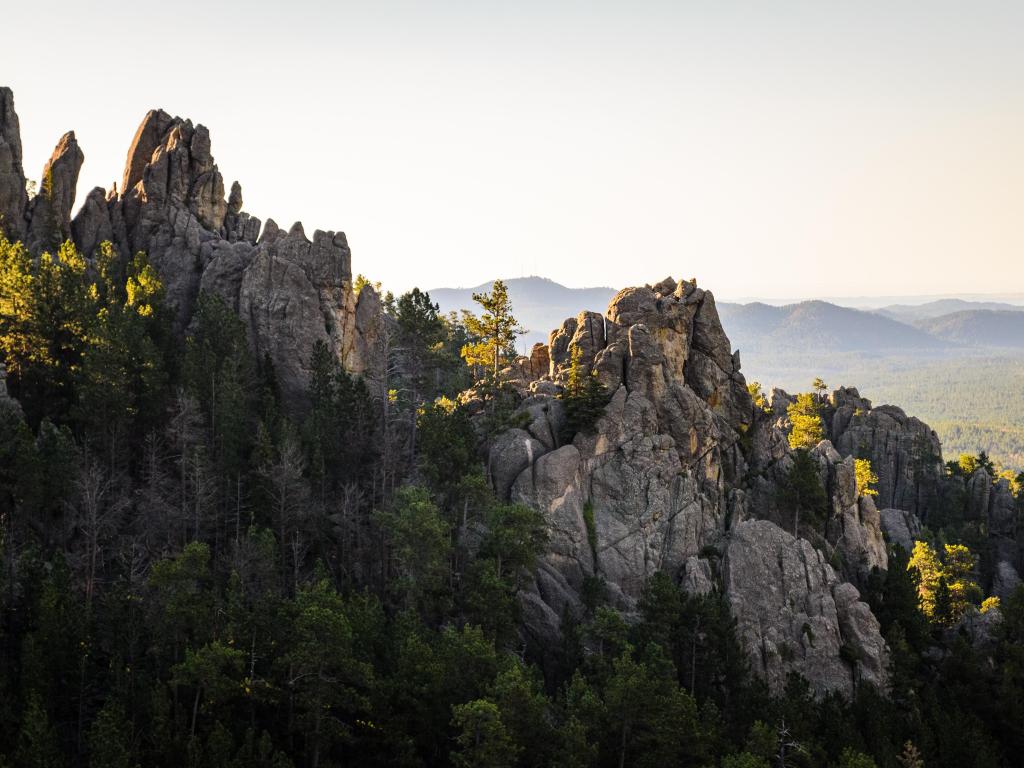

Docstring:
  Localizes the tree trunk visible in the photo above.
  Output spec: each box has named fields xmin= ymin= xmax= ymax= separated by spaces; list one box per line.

xmin=191 ymin=685 xmax=202 ymax=737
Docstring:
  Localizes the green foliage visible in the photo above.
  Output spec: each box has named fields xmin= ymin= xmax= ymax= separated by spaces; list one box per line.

xmin=787 ymin=392 xmax=825 ymax=449
xmin=464 ymin=501 xmax=547 ymax=641
xmin=747 ymin=381 xmax=770 ymax=412
xmin=184 ymin=292 xmax=257 ymax=479
xmin=777 ymin=448 xmax=828 ymax=536
xmin=722 ymin=753 xmax=770 ymax=768
xmin=897 ymin=741 xmax=924 ymax=768
xmin=375 ymin=485 xmax=451 ymax=616
xmin=0 ymin=236 xmax=172 ymax=457
xmin=353 ymin=273 xmax=380 ymax=296
xmin=908 ymin=540 xmax=984 ymax=626
xmin=2 ymin=232 xmax=1024 ymax=768
xmin=14 ymin=693 xmax=62 ymax=768
xmin=416 ymin=397 xmax=479 ymax=497
xmin=839 ymin=747 xmax=879 ymax=768
xmin=559 ymin=346 xmax=609 ymax=441
xmin=282 ymin=577 xmax=371 ymax=763
xmin=302 ymin=339 xmax=377 ymax=495
xmin=601 ymin=647 xmax=703 ymax=768
xmin=450 ymin=699 xmax=519 ymax=768
xmin=460 ymin=280 xmax=525 ymax=376
xmin=86 ymin=700 xmax=137 ymax=768
xmin=855 ymin=458 xmax=879 ymax=497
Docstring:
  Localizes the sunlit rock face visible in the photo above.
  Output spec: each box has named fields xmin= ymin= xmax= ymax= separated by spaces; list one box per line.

xmin=0 ymin=89 xmax=381 ymax=405
xmin=0 ymin=87 xmax=28 ymax=241
xmin=479 ymin=277 xmax=891 ymax=697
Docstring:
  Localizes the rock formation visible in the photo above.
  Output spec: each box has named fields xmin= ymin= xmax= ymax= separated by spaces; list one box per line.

xmin=965 ymin=468 xmax=1022 ymax=598
xmin=26 ymin=131 xmax=84 ymax=254
xmin=477 ymin=277 xmax=891 ymax=697
xmin=722 ymin=520 xmax=888 ymax=697
xmin=826 ymin=387 xmax=944 ymax=519
xmin=0 ymin=88 xmax=382 ymax=404
xmin=0 ymin=88 xmax=28 ymax=241
xmin=879 ymin=508 xmax=922 ymax=554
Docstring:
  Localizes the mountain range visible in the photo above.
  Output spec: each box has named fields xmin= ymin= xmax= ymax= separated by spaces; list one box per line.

xmin=430 ymin=276 xmax=1024 ymax=355
xmin=876 ymin=298 xmax=1024 ymax=322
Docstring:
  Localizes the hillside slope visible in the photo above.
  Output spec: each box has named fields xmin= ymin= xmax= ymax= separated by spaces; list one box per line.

xmin=717 ymin=300 xmax=949 ymax=353
xmin=914 ymin=310 xmax=1024 ymax=348
xmin=878 ymin=298 xmax=1024 ymax=322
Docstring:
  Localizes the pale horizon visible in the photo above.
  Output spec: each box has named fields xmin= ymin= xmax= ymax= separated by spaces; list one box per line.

xmin=3 ymin=1 xmax=1022 ymax=299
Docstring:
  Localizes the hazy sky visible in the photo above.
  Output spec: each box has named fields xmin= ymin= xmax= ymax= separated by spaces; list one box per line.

xmin=3 ymin=1 xmax=1022 ymax=299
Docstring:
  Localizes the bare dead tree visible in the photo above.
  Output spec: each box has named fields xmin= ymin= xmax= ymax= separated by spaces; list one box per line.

xmin=65 ymin=449 xmax=130 ymax=608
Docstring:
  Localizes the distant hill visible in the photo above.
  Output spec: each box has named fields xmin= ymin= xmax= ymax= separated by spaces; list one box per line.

xmin=716 ymin=300 xmax=949 ymax=355
xmin=914 ymin=310 xmax=1024 ymax=348
xmin=877 ymin=299 xmax=1024 ymax=322
xmin=429 ymin=277 xmax=617 ymax=350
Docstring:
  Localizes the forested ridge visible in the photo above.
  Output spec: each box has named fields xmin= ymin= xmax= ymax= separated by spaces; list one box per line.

xmin=1 ymin=231 xmax=1023 ymax=768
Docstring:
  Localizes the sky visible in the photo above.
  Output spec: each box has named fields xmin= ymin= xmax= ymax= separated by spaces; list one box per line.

xmin=2 ymin=1 xmax=1022 ymax=299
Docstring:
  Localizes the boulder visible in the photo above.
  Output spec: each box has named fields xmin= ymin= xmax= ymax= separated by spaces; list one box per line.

xmin=489 ymin=428 xmax=546 ymax=500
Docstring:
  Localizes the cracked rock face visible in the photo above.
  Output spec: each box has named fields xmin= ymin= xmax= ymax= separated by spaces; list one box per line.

xmin=828 ymin=387 xmax=944 ymax=519
xmin=879 ymin=508 xmax=922 ymax=554
xmin=26 ymin=131 xmax=84 ymax=254
xmin=0 ymin=89 xmax=381 ymax=406
xmin=485 ymin=279 xmax=753 ymax=644
xmin=0 ymin=87 xmax=27 ymax=240
xmin=723 ymin=520 xmax=888 ymax=698
xmin=482 ymin=278 xmax=892 ymax=698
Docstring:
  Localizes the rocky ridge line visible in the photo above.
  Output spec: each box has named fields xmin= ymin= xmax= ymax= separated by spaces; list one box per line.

xmin=476 ymin=277 xmax=891 ymax=698
xmin=0 ymin=88 xmax=382 ymax=404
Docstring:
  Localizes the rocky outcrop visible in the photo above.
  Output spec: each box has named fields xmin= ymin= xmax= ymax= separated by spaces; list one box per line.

xmin=479 ymin=277 xmax=891 ymax=697
xmin=527 ymin=343 xmax=550 ymax=380
xmin=0 ymin=88 xmax=382 ymax=405
xmin=232 ymin=222 xmax=357 ymax=400
xmin=722 ymin=520 xmax=888 ymax=698
xmin=828 ymin=387 xmax=943 ymax=519
xmin=26 ymin=131 xmax=84 ymax=254
xmin=821 ymin=449 xmax=888 ymax=581
xmin=490 ymin=279 xmax=753 ymax=637
xmin=743 ymin=413 xmax=887 ymax=587
xmin=963 ymin=469 xmax=1022 ymax=598
xmin=879 ymin=508 xmax=922 ymax=553
xmin=0 ymin=87 xmax=27 ymax=240
xmin=71 ymin=187 xmax=115 ymax=259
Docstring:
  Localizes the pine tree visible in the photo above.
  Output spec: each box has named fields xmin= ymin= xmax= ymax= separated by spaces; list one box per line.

xmin=451 ymin=699 xmax=519 ymax=768
xmin=778 ymin=448 xmax=827 ymax=536
xmin=560 ymin=345 xmax=610 ymax=441
xmin=855 ymin=458 xmax=879 ymax=497
xmin=786 ymin=393 xmax=824 ymax=450
xmin=897 ymin=740 xmax=924 ymax=768
xmin=460 ymin=280 xmax=525 ymax=376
